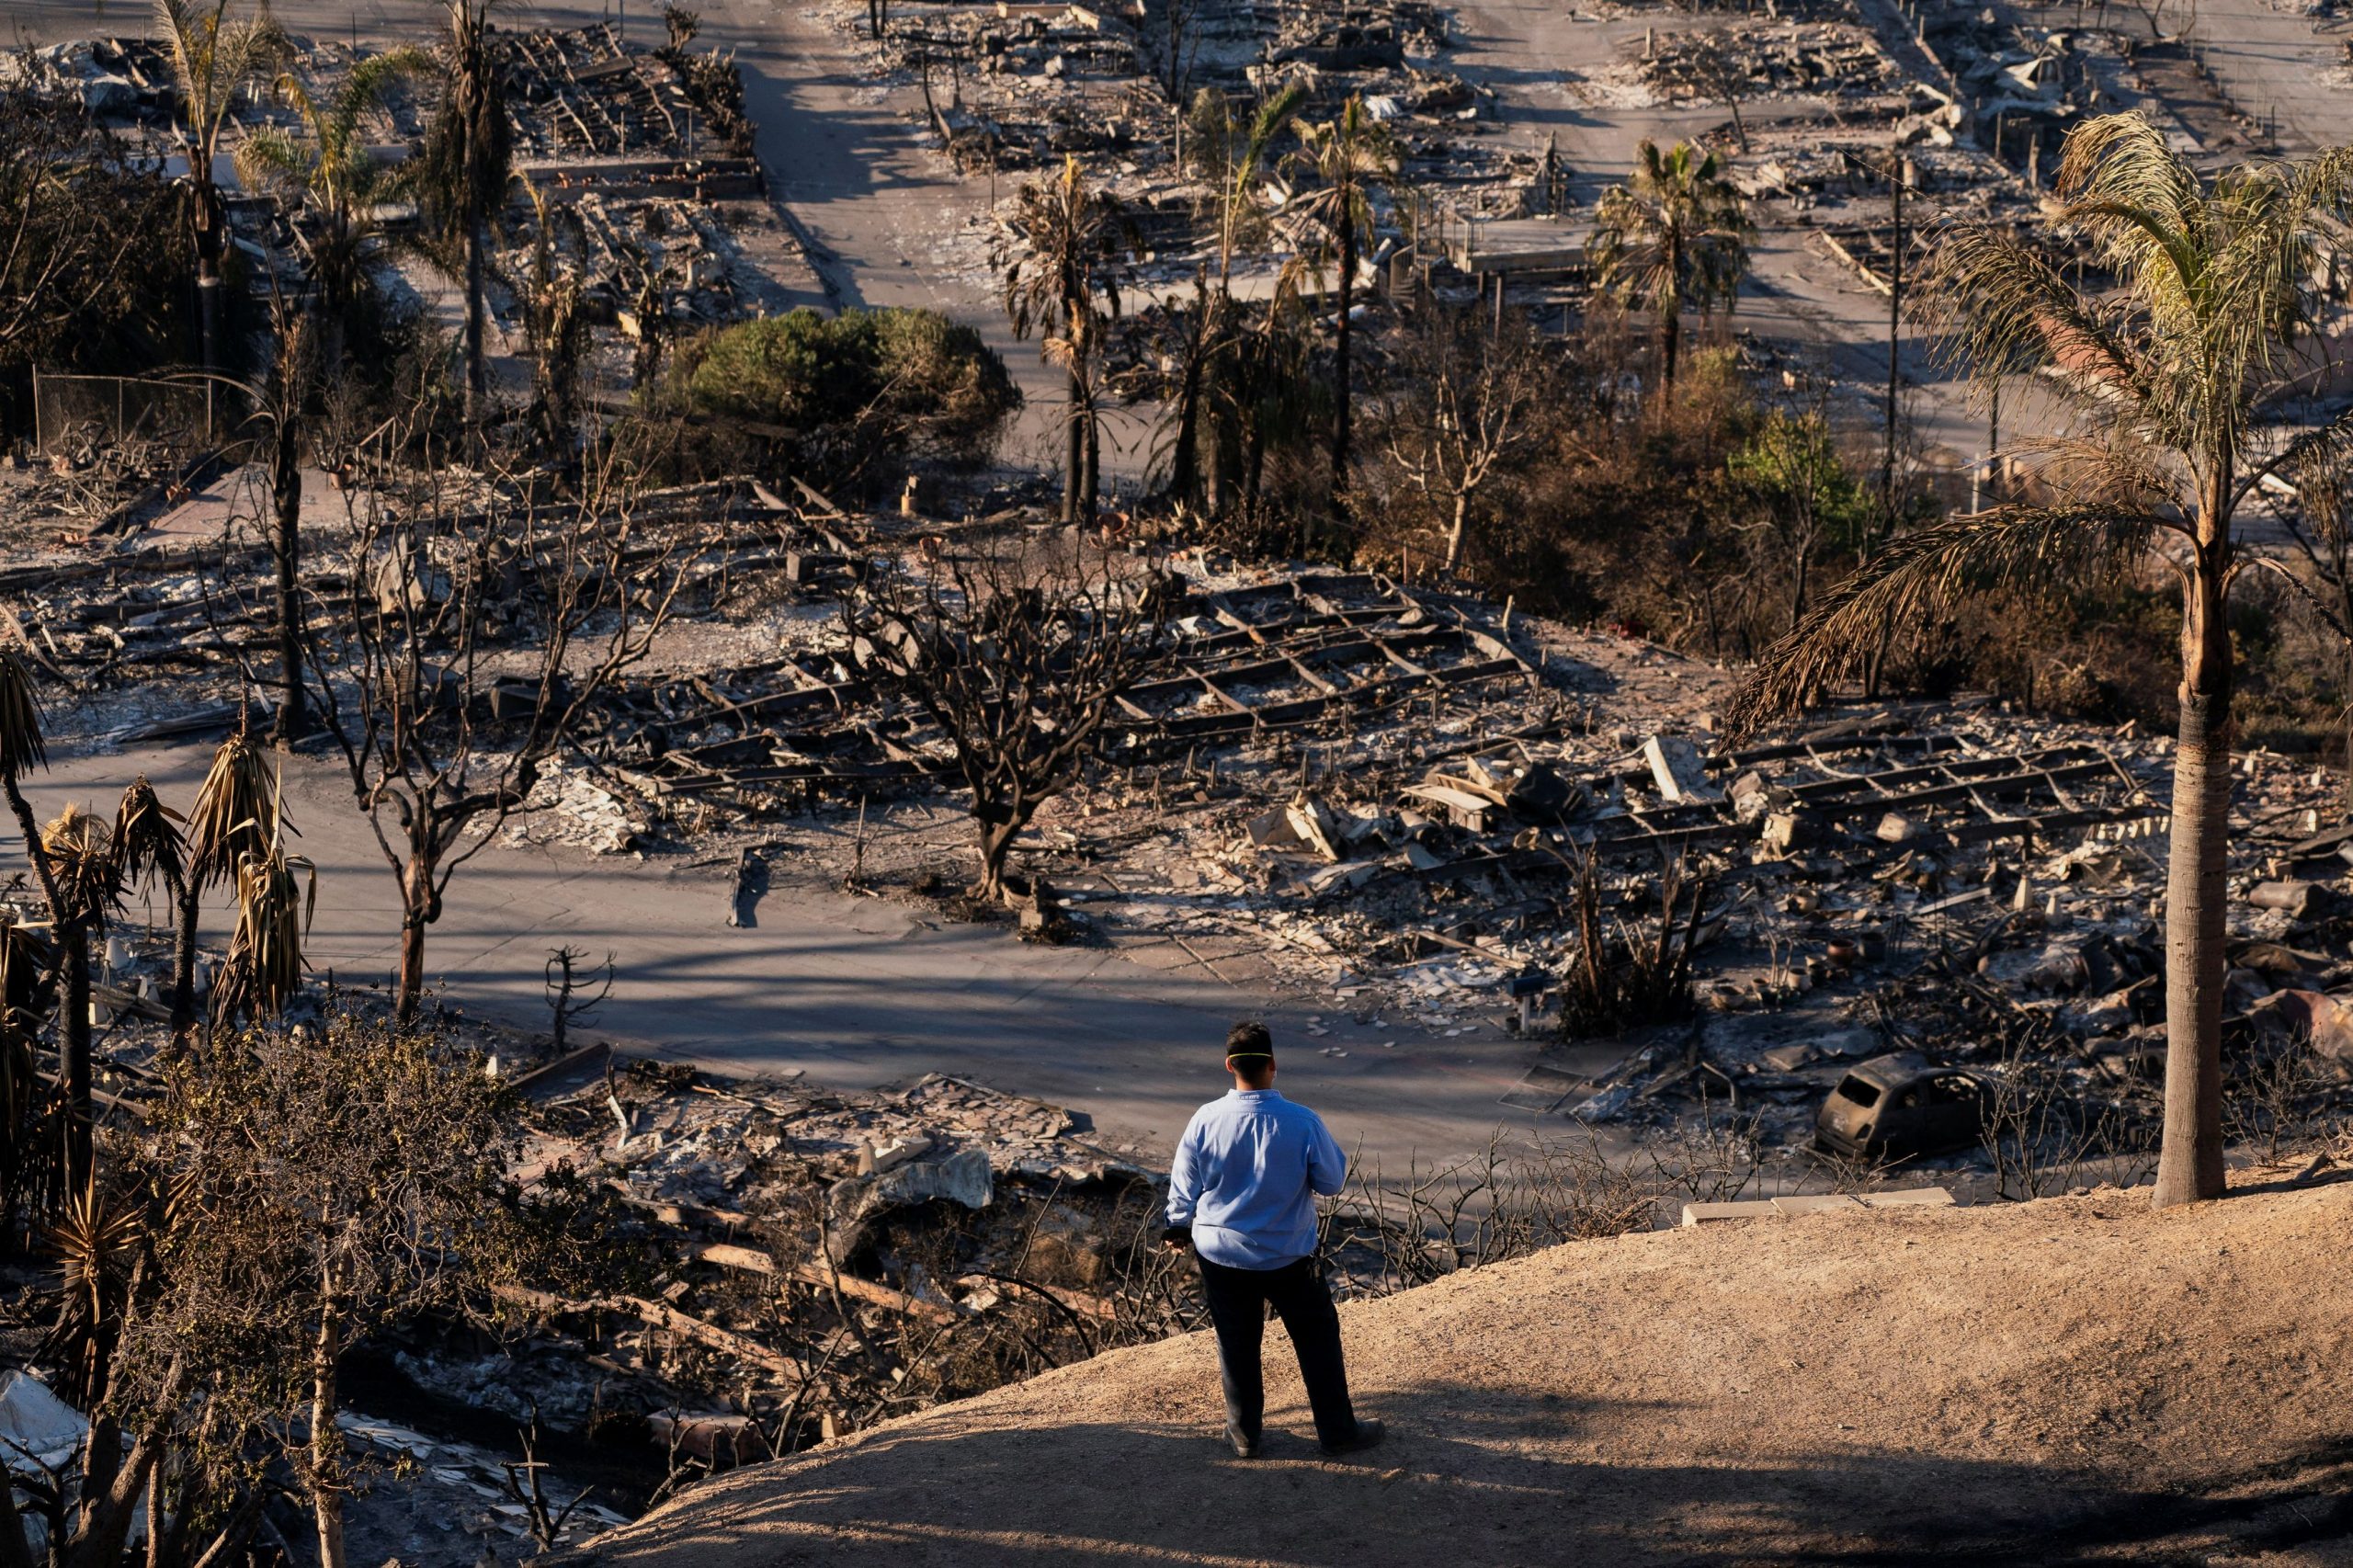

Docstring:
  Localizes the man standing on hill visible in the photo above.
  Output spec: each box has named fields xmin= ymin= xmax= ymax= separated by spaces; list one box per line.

xmin=1163 ymin=1020 xmax=1384 ymax=1460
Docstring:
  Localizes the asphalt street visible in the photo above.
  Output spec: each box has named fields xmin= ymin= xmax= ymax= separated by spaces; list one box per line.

xmin=3 ymin=739 xmax=1585 ymax=1167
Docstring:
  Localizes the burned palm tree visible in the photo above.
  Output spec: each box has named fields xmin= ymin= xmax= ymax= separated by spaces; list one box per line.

xmin=176 ymin=315 xmax=318 ymax=739
xmin=415 ymin=0 xmax=513 ymax=426
xmin=0 ymin=918 xmax=55 ymax=1246
xmin=1164 ymin=84 xmax=1306 ymax=513
xmin=154 ymin=0 xmax=280 ymax=371
xmin=1286 ymin=97 xmax=1397 ymax=526
xmin=251 ymin=314 xmax=317 ymax=741
xmin=212 ymin=834 xmax=314 ymax=1026
xmin=169 ymin=729 xmax=281 ymax=1037
xmin=1728 ymin=113 xmax=2353 ymax=1209
xmin=0 ymin=647 xmax=54 ymax=898
xmin=1211 ymin=261 xmax=1325 ymax=539
xmin=114 ymin=778 xmax=188 ymax=922
xmin=40 ymin=805 xmax=120 ymax=1196
xmin=1588 ymin=138 xmax=1753 ymax=395
xmin=234 ymin=47 xmax=429 ymax=356
xmin=1004 ymin=157 xmax=1128 ymax=528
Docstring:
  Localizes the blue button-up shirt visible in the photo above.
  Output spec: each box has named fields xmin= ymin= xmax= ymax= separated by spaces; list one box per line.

xmin=1165 ymin=1089 xmax=1347 ymax=1269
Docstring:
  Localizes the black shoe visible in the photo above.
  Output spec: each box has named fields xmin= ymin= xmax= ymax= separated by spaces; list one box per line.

xmin=1223 ymin=1423 xmax=1261 ymax=1460
xmin=1320 ymin=1418 xmax=1384 ymax=1457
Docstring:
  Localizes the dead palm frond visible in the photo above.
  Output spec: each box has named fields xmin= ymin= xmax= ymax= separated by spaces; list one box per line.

xmin=1003 ymin=156 xmax=1131 ymax=524
xmin=1726 ymin=503 xmax=2159 ymax=733
xmin=212 ymin=843 xmax=315 ymax=1023
xmin=187 ymin=730 xmax=280 ymax=892
xmin=41 ymin=1179 xmax=144 ymax=1405
xmin=113 ymin=778 xmax=188 ymax=904
xmin=40 ymin=806 xmax=119 ymax=927
xmin=0 ymin=647 xmax=44 ymax=782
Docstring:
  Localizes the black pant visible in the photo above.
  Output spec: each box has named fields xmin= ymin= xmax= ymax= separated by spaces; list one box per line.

xmin=1198 ymin=1256 xmax=1358 ymax=1447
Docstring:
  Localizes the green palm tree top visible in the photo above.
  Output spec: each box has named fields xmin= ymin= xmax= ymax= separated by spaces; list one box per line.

xmin=1285 ymin=96 xmax=1398 ymax=272
xmin=236 ymin=50 xmax=429 ymax=228
xmin=1928 ymin=112 xmax=2353 ymax=499
xmin=1588 ymin=138 xmax=1754 ymax=327
xmin=1728 ymin=110 xmax=2353 ymax=737
xmin=155 ymin=0 xmax=283 ymax=182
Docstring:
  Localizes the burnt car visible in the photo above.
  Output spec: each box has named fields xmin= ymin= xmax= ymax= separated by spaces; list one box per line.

xmin=1814 ymin=1052 xmax=1990 ymax=1160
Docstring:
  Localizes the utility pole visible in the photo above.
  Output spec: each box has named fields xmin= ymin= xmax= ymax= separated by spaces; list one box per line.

xmin=1972 ymin=376 xmax=2002 ymax=513
xmin=1882 ymin=152 xmax=1907 ymax=536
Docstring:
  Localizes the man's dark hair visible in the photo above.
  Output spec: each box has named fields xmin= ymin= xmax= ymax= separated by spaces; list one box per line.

xmin=1225 ymin=1019 xmax=1275 ymax=1085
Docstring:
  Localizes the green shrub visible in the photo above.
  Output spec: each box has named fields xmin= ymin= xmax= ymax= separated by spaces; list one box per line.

xmin=668 ymin=307 xmax=1018 ymax=468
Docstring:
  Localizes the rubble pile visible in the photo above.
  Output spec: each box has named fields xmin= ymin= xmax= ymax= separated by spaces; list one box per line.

xmin=504 ymin=25 xmax=745 ymax=162
xmin=859 ymin=0 xmax=1470 ymax=176
xmin=1913 ymin=0 xmax=2273 ymax=169
xmin=5 ymin=28 xmax=805 ymax=406
xmin=449 ymin=26 xmax=805 ymax=350
xmin=1633 ymin=23 xmax=1898 ymax=102
xmin=0 ymin=474 xmax=838 ymax=731
xmin=847 ymin=0 xmax=1539 ymax=280
xmin=0 ymin=36 xmax=185 ymax=116
xmin=381 ymin=1051 xmax=1173 ymax=1472
xmin=597 ymin=564 xmax=1539 ymax=806
xmin=1533 ymin=722 xmax=2353 ymax=1170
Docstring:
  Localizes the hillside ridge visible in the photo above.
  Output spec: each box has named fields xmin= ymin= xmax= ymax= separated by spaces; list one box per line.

xmin=574 ymin=1175 xmax=2353 ymax=1566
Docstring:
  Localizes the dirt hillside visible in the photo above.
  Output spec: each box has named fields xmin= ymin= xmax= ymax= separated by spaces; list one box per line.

xmin=573 ymin=1176 xmax=2353 ymax=1566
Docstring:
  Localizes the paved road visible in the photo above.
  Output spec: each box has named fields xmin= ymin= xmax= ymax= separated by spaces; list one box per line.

xmin=3 ymin=739 xmax=1580 ymax=1168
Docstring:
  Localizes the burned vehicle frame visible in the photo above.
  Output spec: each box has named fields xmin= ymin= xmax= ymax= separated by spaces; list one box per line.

xmin=1815 ymin=1052 xmax=1991 ymax=1161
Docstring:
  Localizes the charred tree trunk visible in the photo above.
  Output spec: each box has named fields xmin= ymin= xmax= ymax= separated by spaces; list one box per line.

xmin=1063 ymin=369 xmax=1086 ymax=528
xmin=169 ymin=882 xmax=200 ymax=1040
xmin=1167 ymin=282 xmax=1215 ymax=506
xmin=1331 ymin=215 xmax=1356 ymax=527
xmin=396 ymin=912 xmax=427 ymax=1027
xmin=1790 ymin=538 xmax=1812 ymax=631
xmin=972 ymin=797 xmax=1032 ymax=902
xmin=4 ymin=778 xmax=63 ymax=939
xmin=396 ymin=851 xmax=434 ymax=1026
xmin=1204 ymin=412 xmax=1226 ymax=517
xmin=463 ymin=217 xmax=489 ymax=426
xmin=1660 ymin=305 xmax=1682 ymax=395
xmin=1242 ymin=415 xmax=1267 ymax=522
xmin=2154 ymin=551 xmax=2233 ymax=1208
xmin=312 ymin=1303 xmax=346 ymax=1568
xmin=197 ymin=267 xmax=222 ymax=377
xmin=1082 ymin=407 xmax=1100 ymax=526
xmin=1443 ymin=490 xmax=1469 ymax=574
xmin=62 ymin=928 xmax=90 ymax=1196
xmin=272 ymin=414 xmax=306 ymax=742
